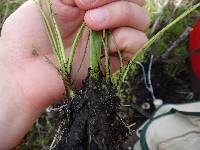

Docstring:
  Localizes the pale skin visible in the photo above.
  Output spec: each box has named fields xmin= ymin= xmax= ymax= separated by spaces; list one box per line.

xmin=0 ymin=0 xmax=150 ymax=149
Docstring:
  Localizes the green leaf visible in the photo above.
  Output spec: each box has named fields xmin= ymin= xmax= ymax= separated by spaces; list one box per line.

xmin=89 ymin=30 xmax=102 ymax=80
xmin=67 ymin=22 xmax=86 ymax=76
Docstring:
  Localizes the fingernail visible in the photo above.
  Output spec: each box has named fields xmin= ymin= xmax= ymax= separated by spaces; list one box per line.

xmin=89 ymin=8 xmax=108 ymax=24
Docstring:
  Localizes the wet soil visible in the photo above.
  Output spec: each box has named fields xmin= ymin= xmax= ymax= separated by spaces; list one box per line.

xmin=54 ymin=74 xmax=129 ymax=150
xmin=52 ymin=59 xmax=199 ymax=150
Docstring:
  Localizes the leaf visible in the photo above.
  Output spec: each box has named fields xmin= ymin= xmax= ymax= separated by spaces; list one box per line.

xmin=89 ymin=30 xmax=102 ymax=79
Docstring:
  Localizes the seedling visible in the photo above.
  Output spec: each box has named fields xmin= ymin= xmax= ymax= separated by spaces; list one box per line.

xmin=33 ymin=0 xmax=200 ymax=149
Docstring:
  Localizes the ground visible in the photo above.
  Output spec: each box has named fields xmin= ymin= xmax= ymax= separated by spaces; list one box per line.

xmin=0 ymin=0 xmax=200 ymax=149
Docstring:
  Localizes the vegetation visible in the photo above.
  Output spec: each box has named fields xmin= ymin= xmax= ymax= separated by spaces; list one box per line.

xmin=0 ymin=0 xmax=200 ymax=149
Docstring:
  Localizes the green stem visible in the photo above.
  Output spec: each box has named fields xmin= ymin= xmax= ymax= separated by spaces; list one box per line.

xmin=34 ymin=0 xmax=73 ymax=94
xmin=109 ymin=31 xmax=124 ymax=69
xmin=67 ymin=22 xmax=86 ymax=77
xmin=45 ymin=0 xmax=67 ymax=75
xmin=33 ymin=0 xmax=59 ymax=65
xmin=89 ymin=30 xmax=102 ymax=80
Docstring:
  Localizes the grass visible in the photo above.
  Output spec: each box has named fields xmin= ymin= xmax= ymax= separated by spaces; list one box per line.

xmin=34 ymin=0 xmax=68 ymax=83
xmin=0 ymin=0 xmax=200 ymax=149
xmin=89 ymin=30 xmax=102 ymax=79
xmin=122 ymin=2 xmax=200 ymax=82
xmin=0 ymin=0 xmax=24 ymax=14
xmin=0 ymin=0 xmax=25 ymax=30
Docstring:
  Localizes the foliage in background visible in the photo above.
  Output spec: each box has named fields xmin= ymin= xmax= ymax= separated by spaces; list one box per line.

xmin=0 ymin=0 xmax=25 ymax=31
xmin=118 ymin=0 xmax=200 ymax=105
xmin=146 ymin=0 xmax=199 ymax=74
xmin=0 ymin=0 xmax=25 ymax=14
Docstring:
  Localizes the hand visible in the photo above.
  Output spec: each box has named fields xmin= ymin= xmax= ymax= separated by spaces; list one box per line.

xmin=0 ymin=0 xmax=150 ymax=148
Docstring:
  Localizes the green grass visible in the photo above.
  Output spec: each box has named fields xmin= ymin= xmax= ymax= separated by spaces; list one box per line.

xmin=0 ymin=0 xmax=25 ymax=20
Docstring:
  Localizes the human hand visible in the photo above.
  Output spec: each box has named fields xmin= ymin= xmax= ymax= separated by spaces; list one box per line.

xmin=0 ymin=0 xmax=150 ymax=148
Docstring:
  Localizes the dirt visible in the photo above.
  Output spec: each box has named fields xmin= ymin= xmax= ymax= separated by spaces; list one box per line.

xmin=50 ymin=57 xmax=198 ymax=150
xmin=53 ymin=70 xmax=129 ymax=150
xmin=119 ymin=58 xmax=199 ymax=132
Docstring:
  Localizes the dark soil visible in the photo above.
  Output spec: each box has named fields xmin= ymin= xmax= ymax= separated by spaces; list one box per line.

xmin=54 ymin=72 xmax=129 ymax=150
xmin=51 ymin=58 xmax=199 ymax=150
xmin=120 ymin=58 xmax=199 ymax=131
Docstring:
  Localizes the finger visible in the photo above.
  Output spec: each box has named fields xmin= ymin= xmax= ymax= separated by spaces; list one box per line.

xmin=43 ymin=0 xmax=85 ymax=37
xmin=74 ymin=0 xmax=144 ymax=10
xmin=84 ymin=1 xmax=150 ymax=31
xmin=109 ymin=27 xmax=148 ymax=54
